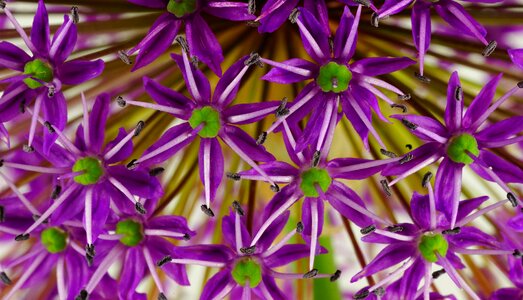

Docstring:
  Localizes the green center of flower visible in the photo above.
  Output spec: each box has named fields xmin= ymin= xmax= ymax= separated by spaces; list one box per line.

xmin=188 ymin=106 xmax=221 ymax=138
xmin=300 ymin=168 xmax=332 ymax=198
xmin=418 ymin=233 xmax=448 ymax=263
xmin=23 ymin=59 xmax=54 ymax=89
xmin=231 ymin=258 xmax=263 ymax=288
xmin=316 ymin=62 xmax=351 ymax=93
xmin=72 ymin=157 xmax=103 ymax=185
xmin=115 ymin=219 xmax=144 ymax=247
xmin=167 ymin=0 xmax=197 ymax=18
xmin=41 ymin=227 xmax=68 ymax=253
xmin=446 ymin=134 xmax=479 ymax=165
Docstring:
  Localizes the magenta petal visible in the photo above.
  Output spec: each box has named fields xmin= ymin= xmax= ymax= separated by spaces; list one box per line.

xmin=476 ymin=116 xmax=523 ymax=145
xmin=257 ymin=0 xmax=299 ymax=33
xmin=341 ymin=92 xmax=370 ymax=148
xmin=350 ymin=57 xmax=415 ymax=76
xmin=186 ymin=14 xmax=223 ymax=76
xmin=0 ymin=123 xmax=9 ymax=148
xmin=107 ymin=166 xmax=164 ymax=199
xmin=143 ymin=76 xmax=195 ymax=117
xmin=490 ymin=289 xmax=523 ymax=300
xmin=378 ymin=0 xmax=413 ymax=17
xmin=223 ymin=101 xmax=281 ymax=125
xmin=147 ymin=238 xmax=190 ymax=286
xmin=132 ymin=13 xmax=180 ymax=71
xmin=351 ymin=243 xmax=415 ymax=282
xmin=301 ymin=197 xmax=324 ymax=245
xmin=390 ymin=114 xmax=449 ymax=142
xmin=508 ymin=48 xmax=523 ymax=69
xmin=104 ymin=128 xmax=133 ymax=164
xmin=260 ymin=276 xmax=286 ymax=300
xmin=58 ymin=59 xmax=104 ymax=85
xmin=147 ymin=215 xmax=196 ymax=238
xmin=140 ymin=122 xmax=195 ymax=166
xmin=43 ymin=92 xmax=67 ymax=155
xmin=447 ymin=226 xmax=501 ymax=248
xmin=398 ymin=258 xmax=425 ymax=299
xmin=65 ymin=250 xmax=89 ymax=297
xmin=304 ymin=0 xmax=330 ymax=35
xmin=409 ymin=192 xmax=431 ymax=229
xmin=328 ymin=181 xmax=373 ymax=228
xmin=261 ymin=58 xmax=317 ymax=84
xmin=433 ymin=0 xmax=487 ymax=44
xmin=327 ymin=158 xmax=386 ymax=180
xmin=434 ymin=158 xmax=463 ymax=222
xmin=507 ymin=213 xmax=523 ymax=232
xmin=263 ymin=184 xmax=299 ymax=219
xmin=31 ymin=0 xmax=50 ymax=56
xmin=118 ymin=248 xmax=146 ymax=299
xmin=455 ymin=196 xmax=489 ymax=224
xmin=213 ymin=55 xmax=250 ymax=107
xmin=86 ymin=187 xmax=110 ymax=242
xmin=296 ymin=7 xmax=330 ymax=63
xmin=221 ymin=125 xmax=275 ymax=162
xmin=203 ymin=2 xmax=255 ymax=21
xmin=199 ymin=138 xmax=224 ymax=204
xmin=50 ymin=15 xmax=77 ymax=64
xmin=470 ymin=151 xmax=523 ymax=183
xmin=175 ymin=245 xmax=235 ymax=263
xmin=462 ymin=73 xmax=502 ymax=129
xmin=200 ymin=270 xmax=235 ymax=300
xmin=256 ymin=211 xmax=290 ymax=252
xmin=222 ymin=209 xmax=251 ymax=251
xmin=171 ymin=53 xmax=211 ymax=103
xmin=238 ymin=161 xmax=299 ymax=183
xmin=264 ymin=244 xmax=317 ymax=268
xmin=352 ymin=84 xmax=389 ymax=122
xmin=0 ymin=82 xmax=30 ymax=123
xmin=334 ymin=7 xmax=356 ymax=62
xmin=0 ymin=41 xmax=32 ymax=71
xmin=48 ymin=186 xmax=84 ymax=226
xmin=444 ymin=71 xmax=463 ymax=131
xmin=411 ymin=1 xmax=431 ymax=52
xmin=127 ymin=0 xmax=167 ymax=8
xmin=88 ymin=93 xmax=110 ymax=153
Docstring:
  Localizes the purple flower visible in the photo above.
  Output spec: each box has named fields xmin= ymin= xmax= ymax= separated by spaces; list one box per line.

xmin=383 ymin=71 xmax=523 ymax=228
xmin=376 ymin=0 xmax=499 ymax=76
xmin=121 ymin=41 xmax=279 ymax=214
xmin=75 ymin=198 xmax=195 ymax=299
xmin=159 ymin=204 xmax=338 ymax=300
xmin=352 ymin=179 xmax=511 ymax=300
xmin=0 ymin=1 xmax=104 ymax=152
xmin=0 ymin=93 xmax=163 ymax=259
xmin=123 ymin=0 xmax=255 ymax=75
xmin=259 ymin=6 xmax=414 ymax=150
xmin=237 ymin=121 xmax=391 ymax=270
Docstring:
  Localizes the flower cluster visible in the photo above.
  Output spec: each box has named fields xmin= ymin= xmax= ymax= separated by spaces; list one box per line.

xmin=0 ymin=0 xmax=522 ymax=300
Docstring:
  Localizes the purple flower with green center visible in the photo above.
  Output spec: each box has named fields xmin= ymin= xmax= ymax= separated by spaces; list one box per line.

xmin=259 ymin=6 xmax=414 ymax=150
xmin=382 ymin=71 xmax=523 ymax=228
xmin=237 ymin=121 xmax=393 ymax=270
xmin=123 ymin=0 xmax=255 ymax=75
xmin=0 ymin=1 xmax=104 ymax=153
xmin=76 ymin=198 xmax=194 ymax=300
xmin=376 ymin=0 xmax=499 ymax=77
xmin=159 ymin=204 xmax=338 ymax=300
xmin=121 ymin=40 xmax=279 ymax=215
xmin=0 ymin=93 xmax=163 ymax=259
xmin=508 ymin=48 xmax=523 ymax=69
xmin=352 ymin=178 xmax=512 ymax=300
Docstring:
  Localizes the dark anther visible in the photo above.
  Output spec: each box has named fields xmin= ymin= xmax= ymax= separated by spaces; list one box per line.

xmin=330 ymin=270 xmax=342 ymax=282
xmin=158 ymin=293 xmax=168 ymax=300
xmin=275 ymin=97 xmax=289 ymax=117
xmin=442 ymin=227 xmax=461 ymax=235
xmin=390 ymin=103 xmax=407 ymax=113
xmin=135 ymin=202 xmax=147 ymax=215
xmin=354 ymin=289 xmax=370 ymax=299
xmin=414 ymin=72 xmax=431 ymax=83
xmin=232 ymin=200 xmax=244 ymax=216
xmin=51 ymin=185 xmax=62 ymax=199
xmin=191 ymin=56 xmax=199 ymax=68
xmin=482 ymin=40 xmax=497 ymax=57
xmin=401 ymin=119 xmax=418 ymax=130
xmin=353 ymin=0 xmax=371 ymax=8
xmin=246 ymin=52 xmax=263 ymax=67
xmin=0 ymin=206 xmax=3 ymax=222
xmin=175 ymin=36 xmax=190 ymax=53
xmin=256 ymin=131 xmax=267 ymax=145
xmin=183 ymin=233 xmax=191 ymax=241
xmin=422 ymin=172 xmax=433 ymax=188
xmin=118 ymin=50 xmax=132 ymax=65
xmin=226 ymin=172 xmax=241 ymax=181
xmin=507 ymin=192 xmax=518 ymax=207
xmin=240 ymin=245 xmax=256 ymax=255
xmin=248 ymin=0 xmax=256 ymax=14
xmin=32 ymin=214 xmax=48 ymax=224
xmin=43 ymin=121 xmax=55 ymax=133
xmin=270 ymin=184 xmax=280 ymax=192
xmin=360 ymin=225 xmax=376 ymax=235
xmin=432 ymin=268 xmax=446 ymax=279
xmin=15 ymin=233 xmax=30 ymax=241
xmin=246 ymin=21 xmax=260 ymax=27
xmin=116 ymin=96 xmax=126 ymax=107
xmin=0 ymin=271 xmax=11 ymax=285
xmin=370 ymin=12 xmax=379 ymax=27
xmin=372 ymin=287 xmax=385 ymax=296
xmin=517 ymin=81 xmax=523 ymax=89
xmin=455 ymin=86 xmax=463 ymax=102
xmin=149 ymin=167 xmax=165 ymax=177
xmin=201 ymin=204 xmax=215 ymax=217
xmin=23 ymin=144 xmax=34 ymax=153
xmin=296 ymin=222 xmax=304 ymax=233
xmin=380 ymin=180 xmax=391 ymax=197
xmin=312 ymin=150 xmax=321 ymax=167
xmin=19 ymin=100 xmax=26 ymax=113
xmin=399 ymin=154 xmax=413 ymax=165
xmin=157 ymin=255 xmax=172 ymax=267
xmin=406 ymin=144 xmax=412 ymax=150
xmin=513 ymin=249 xmax=523 ymax=258
xmin=380 ymin=148 xmax=397 ymax=158
xmin=86 ymin=244 xmax=95 ymax=258
xmin=303 ymin=269 xmax=318 ymax=279
xmin=75 ymin=289 xmax=88 ymax=300
xmin=134 ymin=121 xmax=145 ymax=137
xmin=328 ymin=37 xmax=334 ymax=53
xmin=386 ymin=225 xmax=403 ymax=233
xmin=398 ymin=93 xmax=411 ymax=101
xmin=289 ymin=8 xmax=300 ymax=24
xmin=71 ymin=6 xmax=79 ymax=24
xmin=0 ymin=1 xmax=6 ymax=9
xmin=0 ymin=159 xmax=3 ymax=167
xmin=126 ymin=159 xmax=139 ymax=170
xmin=47 ymin=86 xmax=55 ymax=98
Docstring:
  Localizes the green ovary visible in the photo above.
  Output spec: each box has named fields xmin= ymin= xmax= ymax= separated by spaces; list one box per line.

xmin=316 ymin=62 xmax=351 ymax=93
xmin=189 ymin=106 xmax=221 ymax=138
xmin=41 ymin=227 xmax=68 ymax=253
xmin=23 ymin=59 xmax=53 ymax=89
xmin=231 ymin=259 xmax=263 ymax=288
xmin=167 ymin=0 xmax=197 ymax=18
xmin=418 ymin=233 xmax=448 ymax=263
xmin=115 ymin=219 xmax=144 ymax=247
xmin=300 ymin=168 xmax=332 ymax=198
xmin=73 ymin=157 xmax=103 ymax=185
xmin=446 ymin=134 xmax=479 ymax=165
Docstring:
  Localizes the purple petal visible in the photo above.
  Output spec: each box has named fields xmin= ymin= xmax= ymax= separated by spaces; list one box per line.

xmin=221 ymin=125 xmax=275 ymax=162
xmin=327 ymin=157 xmax=387 ymax=180
xmin=264 ymin=244 xmax=316 ymax=268
xmin=127 ymin=0 xmax=166 ymax=8
xmin=107 ymin=165 xmax=164 ymax=199
xmin=398 ymin=258 xmax=426 ymax=299
xmin=390 ymin=114 xmax=449 ymax=143
xmin=476 ymin=116 xmax=523 ymax=146
xmin=238 ymin=161 xmax=299 ymax=183
xmin=133 ymin=13 xmax=180 ymax=71
xmin=140 ymin=122 xmax=195 ymax=166
xmin=31 ymin=0 xmax=50 ymax=56
xmin=65 ymin=250 xmax=89 ymax=297
xmin=507 ymin=213 xmax=523 ymax=232
xmin=351 ymin=57 xmax=415 ymax=76
xmin=304 ymin=0 xmax=330 ymax=36
xmin=328 ymin=181 xmax=373 ymax=228
xmin=200 ymin=270 xmax=235 ymax=300
xmin=143 ymin=76 xmax=195 ymax=117
xmin=444 ymin=71 xmax=463 ymax=131
xmin=257 ymin=0 xmax=299 ymax=33
xmin=434 ymin=158 xmax=463 ymax=223
xmin=261 ymin=58 xmax=317 ymax=84
xmin=49 ymin=185 xmax=84 ymax=226
xmin=203 ymin=2 xmax=255 ymax=21
xmin=508 ymin=48 xmax=523 ymax=69
xmin=341 ymin=92 xmax=370 ymax=148
xmin=362 ymin=223 xmax=419 ymax=244
xmin=0 ymin=123 xmax=8 ymax=148
xmin=462 ymin=73 xmax=502 ymax=129
xmin=212 ymin=55 xmax=251 ymax=107
xmin=352 ymin=84 xmax=389 ymax=122
xmin=186 ymin=14 xmax=223 ymax=76
xmin=147 ymin=215 xmax=196 ymax=238
xmin=470 ymin=150 xmax=523 ymax=184
xmin=0 ymin=41 xmax=31 ymax=71
xmin=334 ymin=6 xmax=358 ymax=63
xmin=263 ymin=183 xmax=300 ymax=219
xmin=224 ymin=101 xmax=281 ymax=125
xmin=433 ymin=0 xmax=487 ymax=44
xmin=31 ymin=136 xmax=75 ymax=167
xmin=50 ymin=15 xmax=77 ymax=64
xmin=0 ymin=82 xmax=29 ymax=123
xmin=87 ymin=187 xmax=110 ymax=242
xmin=57 ymin=59 xmax=104 ymax=85
xmin=104 ymin=128 xmax=134 ymax=164
xmin=222 ymin=209 xmax=251 ymax=251
xmin=199 ymin=138 xmax=224 ymax=204
xmin=260 ymin=276 xmax=286 ymax=300
xmin=447 ymin=226 xmax=501 ymax=248
xmin=411 ymin=1 xmax=431 ymax=67
xmin=43 ymin=92 xmax=67 ymax=154
xmin=410 ymin=192 xmax=431 ymax=229
xmin=455 ymin=196 xmax=489 ymax=224
xmin=351 ymin=243 xmax=415 ymax=282
xmin=301 ymin=197 xmax=324 ymax=238
xmin=22 ymin=254 xmax=57 ymax=288
xmin=147 ymin=238 xmax=190 ymax=285
xmin=382 ymin=142 xmax=443 ymax=176
xmin=256 ymin=211 xmax=290 ymax=252
xmin=296 ymin=7 xmax=330 ymax=63
xmin=378 ymin=0 xmax=413 ymax=17
xmin=88 ymin=93 xmax=110 ymax=153
xmin=171 ymin=53 xmax=211 ymax=103
xmin=118 ymin=248 xmax=146 ymax=299
xmin=175 ymin=245 xmax=235 ymax=263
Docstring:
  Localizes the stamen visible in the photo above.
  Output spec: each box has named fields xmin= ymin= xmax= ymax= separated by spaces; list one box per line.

xmin=240 ymin=245 xmax=256 ymax=255
xmin=432 ymin=268 xmax=446 ymax=279
xmin=226 ymin=172 xmax=241 ymax=181
xmin=134 ymin=121 xmax=145 ymax=137
xmin=457 ymin=200 xmax=509 ymax=227
xmin=399 ymin=154 xmax=413 ymax=164
xmin=116 ymin=96 xmax=127 ymax=107
xmin=270 ymin=184 xmax=280 ymax=192
xmin=143 ymin=247 xmax=165 ymax=294
xmin=371 ymin=13 xmax=379 ymax=28
xmin=248 ymin=0 xmax=256 ymax=14
xmin=175 ymin=35 xmax=190 ymax=53
xmin=437 ymin=254 xmax=480 ymax=300
xmin=149 ymin=167 xmax=165 ymax=177
xmin=70 ymin=6 xmax=79 ymax=24
xmin=315 ymin=99 xmax=337 ymax=153
xmin=1 ymin=271 xmax=11 ymax=285
xmin=354 ymin=0 xmax=371 ymax=8
xmin=104 ymin=121 xmax=145 ymax=160
xmin=312 ymin=151 xmax=321 ymax=167
xmin=85 ymin=244 xmax=95 ymax=266
xmin=426 ymin=183 xmax=437 ymax=230
xmin=245 ymin=52 xmax=263 ymax=68
xmin=289 ymin=8 xmax=299 ymax=24
xmin=398 ymin=93 xmax=411 ymax=101
xmin=75 ymin=290 xmax=88 ymax=300
xmin=57 ymin=257 xmax=66 ymax=299
xmin=136 ymin=126 xmax=201 ymax=164
xmin=297 ymin=222 xmax=304 ymax=233
xmin=303 ymin=269 xmax=318 ymax=278
xmin=380 ymin=180 xmax=391 ymax=196
xmin=401 ymin=119 xmax=418 ymax=130
xmin=183 ymin=233 xmax=191 ymax=241
xmin=406 ymin=144 xmax=412 ymax=149
xmin=126 ymin=159 xmax=139 ymax=170
xmin=341 ymin=5 xmax=362 ymax=59
xmin=388 ymin=153 xmax=441 ymax=186
xmin=49 ymin=17 xmax=74 ymax=58
xmin=118 ymin=50 xmax=133 ymax=65
xmin=386 ymin=225 xmax=403 ymax=233
xmin=0 ymin=206 xmax=4 ymax=222
xmin=372 ymin=287 xmax=385 ymax=296
xmin=23 ymin=144 xmax=34 ymax=153
xmin=263 ymin=223 xmax=302 ymax=258
xmin=28 ymin=95 xmax=43 ymax=147
xmin=2 ymin=5 xmax=37 ymax=53
xmin=390 ymin=103 xmax=407 ymax=113
xmin=455 ymin=86 xmax=463 ymax=101
xmin=108 ymin=176 xmax=140 ymax=207
xmin=135 ymin=202 xmax=147 ymax=215
xmin=164 ymin=258 xmax=225 ymax=268
xmin=518 ymin=81 xmax=523 ymax=88
xmin=350 ymin=94 xmax=386 ymax=148
xmin=275 ymin=97 xmax=290 ymax=117
xmin=0 ymin=172 xmax=40 ymax=215
xmin=47 ymin=85 xmax=56 ymax=98
xmin=332 ymin=191 xmax=392 ymax=225
xmin=256 ymin=132 xmax=267 ymax=145
xmin=117 ymin=96 xmax=185 ymax=116
xmin=354 ymin=289 xmax=370 ymax=299
xmin=513 ymin=249 xmax=523 ymax=258
xmin=442 ymin=227 xmax=461 ymax=235
xmin=482 ymin=40 xmax=497 ymax=57
xmin=157 ymin=255 xmax=172 ymax=267
xmin=360 ymin=225 xmax=376 ymax=235
xmin=4 ymin=253 xmax=45 ymax=299
xmin=14 ymin=233 xmax=30 ymax=241
xmin=0 ymin=1 xmax=5 ymax=9
xmin=414 ymin=72 xmax=431 ymax=83
xmin=84 ymin=246 xmax=124 ymax=293
xmin=309 ymin=198 xmax=319 ymax=270
xmin=232 ymin=200 xmax=244 ymax=216
xmin=85 ymin=188 xmax=94 ymax=246
xmin=374 ymin=229 xmax=414 ymax=241
xmin=507 ymin=193 xmax=517 ymax=207
xmin=235 ymin=211 xmax=243 ymax=253
xmin=330 ymin=270 xmax=341 ymax=282
xmin=422 ymin=172 xmax=433 ymax=187
xmin=158 ymin=293 xmax=167 ymax=300
xmin=19 ymin=100 xmax=26 ymax=113
xmin=201 ymin=204 xmax=215 ymax=217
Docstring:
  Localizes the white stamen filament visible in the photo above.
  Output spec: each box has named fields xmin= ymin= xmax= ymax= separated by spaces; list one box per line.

xmin=374 ymin=229 xmax=415 ymax=242
xmin=259 ymin=58 xmax=312 ymax=77
xmin=144 ymin=229 xmax=186 ymax=238
xmin=143 ymin=247 xmax=165 ymax=293
xmin=235 ymin=211 xmax=243 ymax=254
